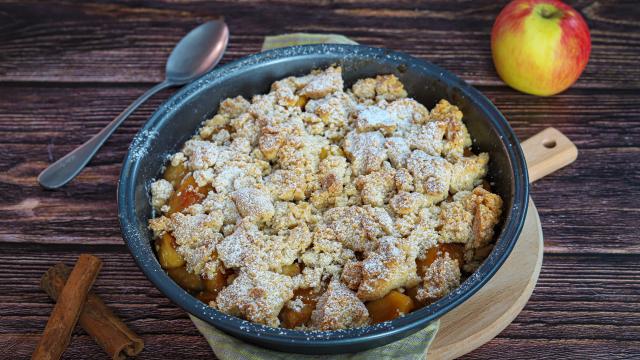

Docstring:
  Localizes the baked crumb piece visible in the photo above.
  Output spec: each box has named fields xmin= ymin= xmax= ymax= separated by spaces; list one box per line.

xmin=268 ymin=232 xmax=309 ymax=274
xmin=430 ymin=99 xmax=472 ymax=161
xmin=151 ymin=179 xmax=173 ymax=211
xmin=439 ymin=186 xmax=503 ymax=249
xmin=249 ymin=93 xmax=287 ymax=128
xmin=216 ymin=269 xmax=294 ymax=327
xmin=385 ymin=137 xmax=411 ymax=168
xmin=343 ymin=130 xmax=388 ymax=175
xmin=269 ymin=201 xmax=318 ymax=232
xmin=299 ymin=228 xmax=356 ymax=288
xmin=394 ymin=212 xmax=419 ymax=237
xmin=231 ymin=113 xmax=261 ymax=145
xmin=277 ymin=134 xmax=328 ymax=174
xmin=171 ymin=212 xmax=224 ymax=247
xmin=183 ymin=140 xmax=220 ymax=170
xmin=394 ymin=168 xmax=414 ymax=192
xmin=416 ymin=253 xmax=461 ymax=302
xmin=355 ymin=163 xmax=395 ymax=207
xmin=149 ymin=214 xmax=171 ymax=237
xmin=356 ymin=236 xmax=420 ymax=301
xmin=200 ymin=192 xmax=240 ymax=225
xmin=271 ymin=78 xmax=299 ymax=107
xmin=341 ymin=260 xmax=363 ymax=290
xmin=403 ymin=122 xmax=447 ymax=157
xmin=319 ymin=154 xmax=349 ymax=193
xmin=406 ymin=150 xmax=452 ymax=204
xmin=351 ymin=78 xmax=377 ymax=100
xmin=297 ymin=66 xmax=344 ymax=99
xmin=324 ymin=205 xmax=394 ymax=252
xmin=373 ymin=75 xmax=408 ymax=101
xmin=466 ymin=186 xmax=503 ymax=249
xmin=355 ymin=105 xmax=397 ymax=135
xmin=389 ymin=191 xmax=427 ymax=216
xmin=167 ymin=212 xmax=224 ymax=278
xmin=438 ymin=192 xmax=474 ymax=244
xmin=231 ymin=187 xmax=275 ymax=223
xmin=351 ymin=75 xmax=407 ymax=101
xmin=219 ymin=96 xmax=251 ymax=118
xmin=200 ymin=114 xmax=229 ymax=140
xmin=449 ymin=153 xmax=489 ymax=193
xmin=305 ymin=92 xmax=356 ymax=139
xmin=216 ymin=219 xmax=265 ymax=269
xmin=410 ymin=207 xmax=441 ymax=255
xmin=386 ymin=98 xmax=430 ymax=126
xmin=265 ymin=169 xmax=307 ymax=201
xmin=310 ymin=280 xmax=369 ymax=330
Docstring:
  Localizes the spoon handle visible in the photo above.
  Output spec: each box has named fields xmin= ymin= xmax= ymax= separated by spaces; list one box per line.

xmin=38 ymin=80 xmax=174 ymax=189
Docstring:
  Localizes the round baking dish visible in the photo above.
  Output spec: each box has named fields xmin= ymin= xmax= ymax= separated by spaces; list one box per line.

xmin=118 ymin=44 xmax=529 ymax=354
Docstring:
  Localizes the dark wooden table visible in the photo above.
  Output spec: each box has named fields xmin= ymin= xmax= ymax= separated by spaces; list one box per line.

xmin=1 ymin=1 xmax=638 ymax=359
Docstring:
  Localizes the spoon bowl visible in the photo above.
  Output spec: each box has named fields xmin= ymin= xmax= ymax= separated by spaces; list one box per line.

xmin=166 ymin=20 xmax=229 ymax=84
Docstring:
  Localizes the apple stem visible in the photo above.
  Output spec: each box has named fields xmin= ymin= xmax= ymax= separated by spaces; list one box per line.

xmin=540 ymin=7 xmax=562 ymax=20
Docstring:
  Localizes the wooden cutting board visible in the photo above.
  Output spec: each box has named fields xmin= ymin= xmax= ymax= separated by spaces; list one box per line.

xmin=428 ymin=198 xmax=542 ymax=359
xmin=428 ymin=127 xmax=577 ymax=359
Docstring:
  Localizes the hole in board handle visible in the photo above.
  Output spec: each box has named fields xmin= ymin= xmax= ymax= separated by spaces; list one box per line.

xmin=542 ymin=139 xmax=556 ymax=149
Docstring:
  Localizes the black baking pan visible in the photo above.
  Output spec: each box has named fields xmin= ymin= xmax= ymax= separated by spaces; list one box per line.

xmin=118 ymin=44 xmax=529 ymax=354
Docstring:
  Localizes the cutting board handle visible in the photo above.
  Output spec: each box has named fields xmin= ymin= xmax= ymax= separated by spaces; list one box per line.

xmin=520 ymin=127 xmax=578 ymax=183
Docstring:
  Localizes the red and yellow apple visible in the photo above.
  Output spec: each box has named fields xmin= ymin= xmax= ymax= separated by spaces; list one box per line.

xmin=491 ymin=0 xmax=591 ymax=96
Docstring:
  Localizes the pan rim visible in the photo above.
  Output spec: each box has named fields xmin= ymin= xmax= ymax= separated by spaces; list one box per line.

xmin=118 ymin=44 xmax=529 ymax=353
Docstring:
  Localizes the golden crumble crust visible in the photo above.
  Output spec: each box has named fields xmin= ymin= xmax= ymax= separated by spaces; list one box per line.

xmin=416 ymin=253 xmax=461 ymax=302
xmin=216 ymin=269 xmax=295 ymax=327
xmin=356 ymin=236 xmax=421 ymax=301
xmin=148 ymin=66 xmax=503 ymax=330
xmin=310 ymin=280 xmax=370 ymax=330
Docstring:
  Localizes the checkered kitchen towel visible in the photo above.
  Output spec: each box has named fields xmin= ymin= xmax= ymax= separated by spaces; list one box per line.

xmin=190 ymin=33 xmax=440 ymax=360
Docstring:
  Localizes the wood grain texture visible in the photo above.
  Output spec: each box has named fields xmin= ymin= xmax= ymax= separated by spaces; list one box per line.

xmin=0 ymin=0 xmax=638 ymax=358
xmin=0 ymin=1 xmax=638 ymax=88
xmin=1 ymin=86 xmax=638 ymax=252
xmin=0 ymin=248 xmax=638 ymax=359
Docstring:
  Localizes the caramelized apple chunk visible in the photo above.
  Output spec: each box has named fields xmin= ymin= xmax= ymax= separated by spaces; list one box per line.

xmin=365 ymin=290 xmax=415 ymax=324
xmin=156 ymin=233 xmax=185 ymax=269
xmin=167 ymin=266 xmax=203 ymax=292
xmin=167 ymin=175 xmax=212 ymax=214
xmin=279 ymin=288 xmax=319 ymax=328
xmin=163 ymin=162 xmax=187 ymax=188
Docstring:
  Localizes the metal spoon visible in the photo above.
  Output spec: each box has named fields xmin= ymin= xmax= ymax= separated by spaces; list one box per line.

xmin=38 ymin=20 xmax=229 ymax=189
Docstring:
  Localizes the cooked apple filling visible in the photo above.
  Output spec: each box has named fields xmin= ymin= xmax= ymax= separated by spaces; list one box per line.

xmin=148 ymin=66 xmax=503 ymax=330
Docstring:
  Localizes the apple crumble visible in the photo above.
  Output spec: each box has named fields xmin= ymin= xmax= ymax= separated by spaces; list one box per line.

xmin=148 ymin=66 xmax=503 ymax=330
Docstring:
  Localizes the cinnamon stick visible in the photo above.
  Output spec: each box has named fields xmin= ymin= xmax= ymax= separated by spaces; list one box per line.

xmin=40 ymin=263 xmax=144 ymax=360
xmin=33 ymin=254 xmax=102 ymax=360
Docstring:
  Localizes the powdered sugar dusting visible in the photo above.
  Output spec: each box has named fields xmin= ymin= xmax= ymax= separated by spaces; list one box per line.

xmin=130 ymin=129 xmax=158 ymax=161
xmin=132 ymin=43 xmax=508 ymax=338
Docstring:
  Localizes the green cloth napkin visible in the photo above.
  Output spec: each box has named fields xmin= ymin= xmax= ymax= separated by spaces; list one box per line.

xmin=190 ymin=33 xmax=440 ymax=359
xmin=262 ymin=33 xmax=358 ymax=51
xmin=192 ymin=315 xmax=439 ymax=360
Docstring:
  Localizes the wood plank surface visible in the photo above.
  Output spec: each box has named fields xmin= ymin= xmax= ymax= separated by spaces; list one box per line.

xmin=0 ymin=1 xmax=638 ymax=88
xmin=0 ymin=0 xmax=638 ymax=358
xmin=0 ymin=248 xmax=638 ymax=359
xmin=1 ymin=85 xmax=638 ymax=252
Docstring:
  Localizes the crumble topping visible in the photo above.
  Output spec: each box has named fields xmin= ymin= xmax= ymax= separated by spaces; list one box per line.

xmin=150 ymin=179 xmax=173 ymax=211
xmin=148 ymin=66 xmax=503 ymax=330
xmin=216 ymin=269 xmax=295 ymax=327
xmin=356 ymin=236 xmax=420 ymax=301
xmin=416 ymin=253 xmax=461 ymax=302
xmin=310 ymin=280 xmax=370 ymax=330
